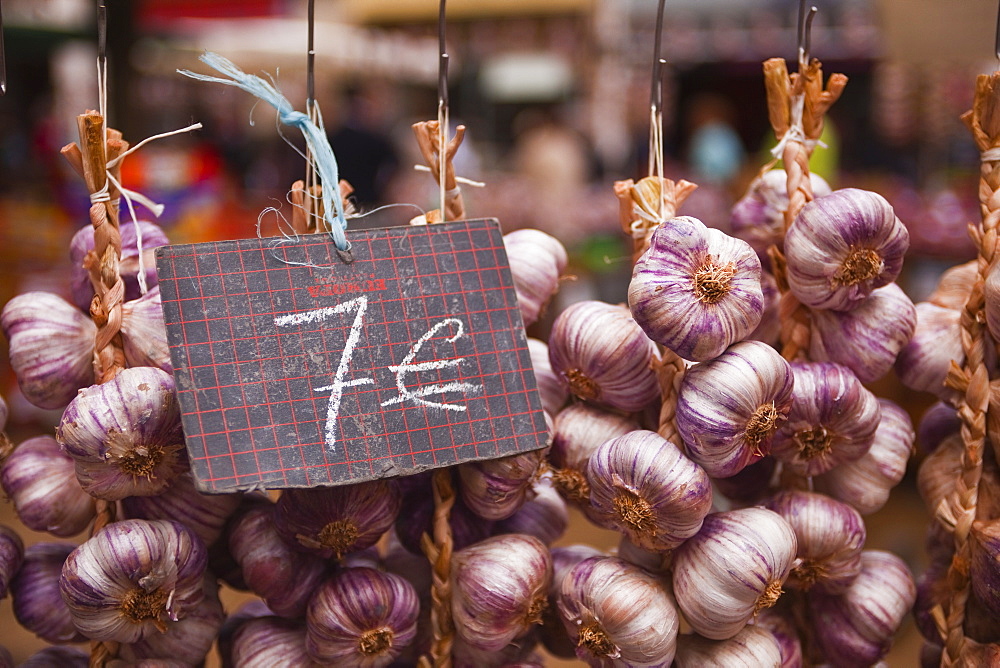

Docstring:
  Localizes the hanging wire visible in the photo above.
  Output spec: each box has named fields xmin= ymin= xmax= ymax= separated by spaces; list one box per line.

xmin=437 ymin=0 xmax=449 ymax=222
xmin=648 ymin=0 xmax=667 ymax=221
xmin=0 ymin=0 xmax=7 ymax=95
xmin=797 ymin=0 xmax=818 ymax=67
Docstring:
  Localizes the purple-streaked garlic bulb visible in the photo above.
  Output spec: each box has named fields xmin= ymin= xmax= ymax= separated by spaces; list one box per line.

xmin=673 ymin=625 xmax=783 ymax=667
xmin=122 ymin=472 xmax=242 ymax=547
xmin=20 ymin=646 xmax=88 ymax=668
xmin=0 ymin=524 xmax=23 ymax=600
xmin=816 ymin=398 xmax=914 ymax=515
xmin=548 ymin=300 xmax=659 ymax=412
xmin=895 ymin=302 xmax=964 ymax=402
xmin=730 ymin=168 xmax=832 ymax=258
xmin=209 ymin=493 xmax=270 ymax=592
xmin=675 ymin=340 xmax=794 ymax=478
xmin=229 ymin=617 xmax=316 ymax=668
xmin=217 ymin=600 xmax=273 ymax=668
xmin=70 ymin=219 xmax=169 ymax=311
xmin=917 ymin=434 xmax=963 ymax=521
xmin=275 ymin=480 xmax=400 ymax=559
xmin=0 ymin=435 xmax=96 ymax=537
xmin=120 ymin=286 xmax=172 ymax=372
xmin=770 ymin=362 xmax=880 ymax=477
xmin=542 ymin=545 xmax=604 ymax=659
xmin=459 ymin=448 xmax=544 ymax=521
xmin=587 ymin=430 xmax=712 ymax=551
xmin=528 ymin=337 xmax=568 ymax=416
xmin=763 ymin=490 xmax=866 ymax=593
xmin=1 ymin=291 xmax=96 ymax=409
xmin=917 ymin=401 xmax=961 ymax=455
xmin=970 ymin=519 xmax=1000 ymax=616
xmin=930 ymin=259 xmax=976 ymax=310
xmin=453 ymin=634 xmax=542 ymax=668
xmin=0 ymin=392 xmax=8 ymax=431
xmin=752 ymin=607 xmax=803 ymax=668
xmin=672 ymin=507 xmax=797 ymax=640
xmin=615 ymin=534 xmax=664 ymax=573
xmin=117 ymin=577 xmax=225 ymax=665
xmin=229 ymin=502 xmax=328 ymax=618
xmin=59 ymin=519 xmax=208 ymax=643
xmin=495 ymin=475 xmax=568 ymax=546
xmin=749 ymin=269 xmax=781 ymax=346
xmin=10 ymin=543 xmax=85 ymax=643
xmin=808 ymin=282 xmax=916 ymax=383
xmin=809 ymin=550 xmax=916 ymax=667
xmin=548 ymin=402 xmax=638 ymax=509
xmin=504 ymin=228 xmax=568 ymax=327
xmin=451 ymin=533 xmax=552 ymax=652
xmin=57 ymin=366 xmax=187 ymax=500
xmin=712 ymin=456 xmax=777 ymax=506
xmin=395 ymin=477 xmax=494 ymax=555
xmin=628 ymin=215 xmax=764 ymax=362
xmin=784 ymin=188 xmax=909 ymax=312
xmin=558 ymin=556 xmax=678 ymax=667
xmin=306 ymin=567 xmax=419 ymax=666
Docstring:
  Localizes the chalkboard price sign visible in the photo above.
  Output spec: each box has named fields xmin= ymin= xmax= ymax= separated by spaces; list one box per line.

xmin=155 ymin=219 xmax=549 ymax=494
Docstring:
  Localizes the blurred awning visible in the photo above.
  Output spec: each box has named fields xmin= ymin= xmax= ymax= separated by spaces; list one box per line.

xmin=344 ymin=0 xmax=593 ymax=23
xmin=479 ymin=53 xmax=575 ymax=102
xmin=876 ymin=0 xmax=997 ymax=66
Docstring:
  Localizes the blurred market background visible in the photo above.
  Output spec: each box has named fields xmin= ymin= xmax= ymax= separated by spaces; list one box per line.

xmin=1 ymin=0 xmax=999 ymax=663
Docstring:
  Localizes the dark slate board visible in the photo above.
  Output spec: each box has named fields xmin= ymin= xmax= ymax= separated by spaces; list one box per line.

xmin=155 ymin=219 xmax=549 ymax=493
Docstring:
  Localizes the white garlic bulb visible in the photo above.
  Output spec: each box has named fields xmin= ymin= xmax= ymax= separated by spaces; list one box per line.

xmin=674 ymin=625 xmax=783 ymax=667
xmin=731 ymin=168 xmax=832 ymax=259
xmin=895 ymin=302 xmax=964 ymax=402
xmin=120 ymin=286 xmax=172 ymax=372
xmin=784 ymin=188 xmax=909 ymax=312
xmin=504 ymin=228 xmax=568 ymax=327
xmin=629 ymin=215 xmax=764 ymax=362
xmin=672 ymin=507 xmax=797 ymax=640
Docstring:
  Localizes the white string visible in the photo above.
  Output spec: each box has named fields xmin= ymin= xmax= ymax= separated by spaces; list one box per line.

xmin=92 ymin=56 xmax=201 ymax=294
xmin=438 ymin=102 xmax=448 ymax=222
xmin=413 ymin=165 xmax=485 ymax=188
xmin=982 ymin=147 xmax=1000 ymax=162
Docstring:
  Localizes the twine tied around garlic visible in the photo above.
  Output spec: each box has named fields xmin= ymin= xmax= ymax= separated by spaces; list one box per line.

xmin=412 ymin=120 xmax=469 ymax=223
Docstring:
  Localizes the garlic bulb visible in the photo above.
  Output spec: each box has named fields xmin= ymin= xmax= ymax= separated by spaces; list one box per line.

xmin=504 ymin=228 xmax=568 ymax=327
xmin=275 ymin=480 xmax=400 ymax=559
xmin=59 ymin=519 xmax=208 ymax=643
xmin=672 ymin=507 xmax=797 ymax=640
xmin=713 ymin=456 xmax=777 ymax=506
xmin=120 ymin=286 xmax=172 ymax=372
xmin=558 ymin=556 xmax=678 ymax=667
xmin=895 ymin=302 xmax=964 ymax=401
xmin=815 ymin=399 xmax=914 ymax=515
xmin=229 ymin=502 xmax=329 ymax=618
xmin=917 ymin=401 xmax=960 ymax=455
xmin=549 ymin=402 xmax=638 ymax=508
xmin=20 ymin=647 xmax=88 ymax=667
xmin=784 ymin=188 xmax=909 ymax=311
xmin=0 ymin=392 xmax=8 ymax=431
xmin=615 ymin=535 xmax=666 ymax=573
xmin=217 ymin=600 xmax=273 ymax=668
xmin=629 ymin=215 xmax=764 ymax=362
xmin=117 ymin=577 xmax=225 ymax=666
xmin=808 ymin=282 xmax=916 ymax=384
xmin=458 ymin=448 xmax=543 ymax=521
xmin=675 ymin=340 xmax=794 ymax=478
xmin=916 ymin=434 xmax=962 ymax=519
xmin=749 ymin=269 xmax=781 ymax=346
xmin=673 ymin=626 xmax=783 ymax=668
xmin=763 ymin=490 xmax=866 ymax=593
xmin=306 ymin=567 xmax=419 ymax=666
xmin=70 ymin=219 xmax=169 ymax=311
xmin=395 ymin=475 xmax=494 ymax=554
xmin=587 ymin=429 xmax=712 ymax=551
xmin=528 ymin=337 xmax=568 ymax=416
xmin=451 ymin=533 xmax=552 ymax=652
xmin=542 ymin=545 xmax=604 ymax=659
xmin=548 ymin=300 xmax=660 ymax=412
xmin=57 ymin=367 xmax=188 ymax=500
xmin=122 ymin=472 xmax=242 ymax=547
xmin=495 ymin=475 xmax=569 ymax=546
xmin=453 ymin=634 xmax=542 ymax=668
xmin=730 ymin=168 xmax=832 ymax=258
xmin=0 ymin=435 xmax=96 ymax=537
xmin=0 ymin=524 xmax=23 ymax=600
xmin=10 ymin=543 xmax=85 ymax=643
xmin=0 ymin=646 xmax=11 ymax=668
xmin=987 ymin=259 xmax=1000 ymax=342
xmin=230 ymin=617 xmax=316 ymax=668
xmin=970 ymin=519 xmax=1000 ymax=616
xmin=1 ymin=291 xmax=96 ymax=409
xmin=752 ymin=608 xmax=803 ymax=668
xmin=929 ymin=259 xmax=976 ymax=310
xmin=809 ymin=550 xmax=916 ymax=667
xmin=770 ymin=362 xmax=880 ymax=477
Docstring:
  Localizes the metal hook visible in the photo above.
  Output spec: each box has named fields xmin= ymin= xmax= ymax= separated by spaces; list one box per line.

xmin=438 ymin=0 xmax=448 ymax=112
xmin=98 ymin=0 xmax=107 ymax=68
xmin=650 ymin=0 xmax=666 ymax=115
xmin=0 ymin=0 xmax=6 ymax=95
xmin=306 ymin=0 xmax=315 ymax=111
xmin=797 ymin=0 xmax=818 ymax=63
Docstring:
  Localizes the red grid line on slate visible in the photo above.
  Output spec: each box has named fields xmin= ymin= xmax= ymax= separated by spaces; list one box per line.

xmin=157 ymin=219 xmax=547 ymax=492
